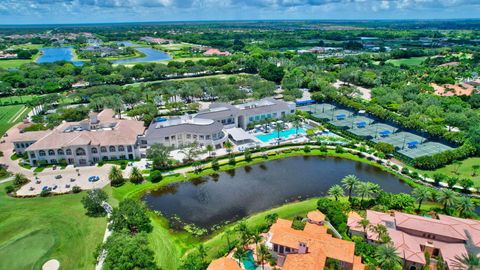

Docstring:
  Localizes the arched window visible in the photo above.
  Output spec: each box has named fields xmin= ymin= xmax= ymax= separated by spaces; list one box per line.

xmin=91 ymin=147 xmax=98 ymax=154
xmin=100 ymin=146 xmax=107 ymax=153
xmin=76 ymin=148 xmax=86 ymax=156
xmin=109 ymin=146 xmax=116 ymax=152
xmin=66 ymin=149 xmax=72 ymax=155
xmin=39 ymin=150 xmax=46 ymax=156
xmin=57 ymin=149 xmax=64 ymax=155
xmin=118 ymin=145 xmax=125 ymax=152
xmin=48 ymin=150 xmax=55 ymax=156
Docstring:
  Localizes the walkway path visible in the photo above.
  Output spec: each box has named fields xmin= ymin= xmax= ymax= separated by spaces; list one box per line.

xmin=95 ymin=202 xmax=113 ymax=270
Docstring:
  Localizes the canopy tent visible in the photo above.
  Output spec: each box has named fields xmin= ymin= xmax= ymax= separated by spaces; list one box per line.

xmin=356 ymin=121 xmax=367 ymax=128
xmin=336 ymin=113 xmax=347 ymax=120
xmin=379 ymin=130 xmax=391 ymax=137
xmin=295 ymin=100 xmax=315 ymax=106
xmin=407 ymin=141 xmax=419 ymax=148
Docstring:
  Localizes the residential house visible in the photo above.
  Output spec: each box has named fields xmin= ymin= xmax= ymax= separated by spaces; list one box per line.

xmin=207 ymin=257 xmax=242 ymax=270
xmin=266 ymin=210 xmax=365 ymax=270
xmin=348 ymin=210 xmax=480 ymax=270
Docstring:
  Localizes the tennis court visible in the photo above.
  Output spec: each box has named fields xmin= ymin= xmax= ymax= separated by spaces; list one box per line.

xmin=372 ymin=131 xmax=425 ymax=149
xmin=299 ymin=103 xmax=336 ymax=119
xmin=330 ymin=115 xmax=375 ymax=129
xmin=349 ymin=123 xmax=398 ymax=138
xmin=398 ymin=142 xmax=454 ymax=159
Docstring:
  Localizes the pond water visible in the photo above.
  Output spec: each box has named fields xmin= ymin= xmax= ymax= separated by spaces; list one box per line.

xmin=143 ymin=156 xmax=413 ymax=228
xmin=36 ymin=47 xmax=84 ymax=66
xmin=112 ymin=47 xmax=171 ymax=64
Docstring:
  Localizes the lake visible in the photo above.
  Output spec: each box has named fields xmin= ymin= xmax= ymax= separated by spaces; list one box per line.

xmin=143 ymin=156 xmax=413 ymax=228
xmin=36 ymin=47 xmax=84 ymax=66
xmin=112 ymin=47 xmax=171 ymax=64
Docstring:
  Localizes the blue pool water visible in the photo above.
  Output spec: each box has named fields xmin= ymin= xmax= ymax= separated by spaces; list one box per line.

xmin=36 ymin=47 xmax=84 ymax=66
xmin=242 ymin=250 xmax=257 ymax=270
xmin=255 ymin=127 xmax=306 ymax=143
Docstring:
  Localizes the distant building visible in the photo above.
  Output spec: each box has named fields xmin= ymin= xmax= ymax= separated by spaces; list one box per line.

xmin=0 ymin=52 xmax=17 ymax=59
xmin=348 ymin=210 xmax=480 ymax=270
xmin=266 ymin=211 xmax=365 ymax=270
xmin=140 ymin=36 xmax=174 ymax=44
xmin=203 ymin=48 xmax=231 ymax=56
xmin=13 ymin=109 xmax=145 ymax=166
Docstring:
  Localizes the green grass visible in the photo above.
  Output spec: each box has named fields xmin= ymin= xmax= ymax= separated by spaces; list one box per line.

xmin=0 ymin=183 xmax=107 ymax=270
xmin=0 ymin=105 xmax=30 ymax=136
xmin=386 ymin=56 xmax=427 ymax=66
xmin=410 ymin=157 xmax=480 ymax=186
xmin=0 ymin=59 xmax=35 ymax=69
xmin=0 ymin=95 xmax=39 ymax=106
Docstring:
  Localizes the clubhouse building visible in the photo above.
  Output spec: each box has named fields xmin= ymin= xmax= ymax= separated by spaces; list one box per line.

xmin=13 ymin=109 xmax=145 ymax=167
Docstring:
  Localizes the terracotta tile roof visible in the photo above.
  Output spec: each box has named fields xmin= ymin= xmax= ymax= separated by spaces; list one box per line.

xmin=431 ymin=83 xmax=475 ymax=96
xmin=14 ymin=130 xmax=50 ymax=142
xmin=269 ymin=211 xmax=365 ymax=270
xmin=307 ymin=210 xmax=325 ymax=223
xmin=207 ymin=257 xmax=242 ymax=270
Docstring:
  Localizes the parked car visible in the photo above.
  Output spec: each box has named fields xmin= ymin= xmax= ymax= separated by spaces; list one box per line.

xmin=88 ymin=176 xmax=100 ymax=182
xmin=55 ymin=175 xmax=62 ymax=179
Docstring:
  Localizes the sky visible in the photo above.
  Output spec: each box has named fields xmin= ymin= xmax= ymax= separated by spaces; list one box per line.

xmin=1 ymin=0 xmax=480 ymax=25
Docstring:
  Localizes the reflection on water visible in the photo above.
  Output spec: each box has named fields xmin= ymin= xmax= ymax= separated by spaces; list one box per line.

xmin=143 ymin=156 xmax=412 ymax=228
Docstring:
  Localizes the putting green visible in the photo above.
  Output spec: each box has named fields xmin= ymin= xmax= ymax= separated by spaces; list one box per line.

xmin=0 ymin=229 xmax=56 ymax=270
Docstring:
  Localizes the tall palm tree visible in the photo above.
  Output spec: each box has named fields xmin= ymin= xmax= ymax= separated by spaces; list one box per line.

xmin=235 ymin=222 xmax=251 ymax=247
xmin=356 ymin=182 xmax=377 ymax=204
xmin=411 ymin=187 xmax=431 ymax=212
xmin=457 ymin=196 xmax=475 ymax=217
xmin=233 ymin=246 xmax=248 ymax=267
xmin=452 ymin=253 xmax=480 ymax=270
xmin=437 ymin=189 xmax=458 ymax=213
xmin=257 ymin=244 xmax=270 ymax=270
xmin=273 ymin=122 xmax=283 ymax=145
xmin=375 ymin=244 xmax=402 ymax=270
xmin=359 ymin=218 xmax=370 ymax=236
xmin=341 ymin=175 xmax=360 ymax=201
xmin=224 ymin=140 xmax=233 ymax=154
xmin=292 ymin=116 xmax=303 ymax=136
xmin=371 ymin=224 xmax=391 ymax=244
xmin=328 ymin=185 xmax=344 ymax=201
xmin=206 ymin=144 xmax=214 ymax=157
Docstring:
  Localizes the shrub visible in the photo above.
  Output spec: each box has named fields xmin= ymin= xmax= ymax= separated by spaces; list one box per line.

xmin=410 ymin=171 xmax=420 ymax=179
xmin=4 ymin=185 xmax=14 ymax=193
xmin=244 ymin=150 xmax=252 ymax=161
xmin=391 ymin=164 xmax=399 ymax=171
xmin=229 ymin=155 xmax=236 ymax=165
xmin=72 ymin=186 xmax=82 ymax=193
xmin=40 ymin=189 xmax=51 ymax=197
xmin=401 ymin=167 xmax=410 ymax=175
xmin=319 ymin=145 xmax=328 ymax=152
xmin=211 ymin=159 xmax=220 ymax=170
xmin=335 ymin=145 xmax=345 ymax=153
xmin=149 ymin=170 xmax=163 ymax=183
xmin=303 ymin=145 xmax=311 ymax=153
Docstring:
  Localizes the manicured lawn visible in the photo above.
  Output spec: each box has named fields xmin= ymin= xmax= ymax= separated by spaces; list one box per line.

xmin=411 ymin=157 xmax=480 ymax=186
xmin=386 ymin=56 xmax=427 ymax=66
xmin=0 ymin=59 xmax=34 ymax=69
xmin=0 ymin=105 xmax=30 ymax=136
xmin=0 ymin=183 xmax=107 ymax=270
xmin=0 ymin=95 xmax=39 ymax=105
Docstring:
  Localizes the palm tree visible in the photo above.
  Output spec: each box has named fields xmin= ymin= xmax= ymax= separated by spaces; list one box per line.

xmin=359 ymin=218 xmax=370 ymax=236
xmin=273 ymin=122 xmax=283 ymax=145
xmin=328 ymin=185 xmax=344 ymax=201
xmin=291 ymin=116 xmax=303 ymax=136
xmin=411 ymin=187 xmax=431 ymax=212
xmin=108 ymin=166 xmax=124 ymax=187
xmin=197 ymin=244 xmax=208 ymax=264
xmin=235 ymin=222 xmax=251 ymax=247
xmin=129 ymin=166 xmax=144 ymax=184
xmin=179 ymin=141 xmax=200 ymax=162
xmin=452 ymin=253 xmax=480 ymax=270
xmin=257 ymin=244 xmax=270 ymax=270
xmin=437 ymin=189 xmax=458 ymax=213
xmin=457 ymin=196 xmax=475 ymax=217
xmin=206 ymin=144 xmax=214 ymax=157
xmin=356 ymin=181 xmax=376 ymax=204
xmin=224 ymin=141 xmax=233 ymax=154
xmin=341 ymin=175 xmax=360 ymax=201
xmin=375 ymin=244 xmax=402 ymax=270
xmin=370 ymin=224 xmax=391 ymax=243
xmin=233 ymin=246 xmax=248 ymax=267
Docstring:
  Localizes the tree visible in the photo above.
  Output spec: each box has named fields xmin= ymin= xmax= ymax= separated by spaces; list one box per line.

xmin=146 ymin=143 xmax=171 ymax=170
xmin=341 ymin=175 xmax=360 ymax=201
xmin=374 ymin=142 xmax=395 ymax=155
xmin=109 ymin=166 xmax=125 ymax=187
xmin=359 ymin=218 xmax=370 ymax=237
xmin=233 ymin=246 xmax=248 ymax=266
xmin=180 ymin=141 xmax=201 ymax=162
xmin=356 ymin=182 xmax=378 ymax=204
xmin=472 ymin=165 xmax=480 ymax=177
xmin=257 ymin=244 xmax=271 ymax=270
xmin=411 ymin=187 xmax=431 ymax=212
xmin=273 ymin=122 xmax=283 ymax=145
xmin=129 ymin=166 xmax=144 ymax=184
xmin=109 ymin=198 xmax=153 ymax=234
xmin=370 ymin=224 xmax=391 ymax=244
xmin=235 ymin=222 xmax=251 ymax=247
xmin=224 ymin=141 xmax=233 ymax=153
xmin=452 ymin=253 xmax=480 ymax=270
xmin=13 ymin=173 xmax=29 ymax=187
xmin=259 ymin=62 xmax=285 ymax=83
xmin=328 ymin=185 xmax=344 ymax=201
xmin=98 ymin=232 xmax=159 ymax=270
xmin=206 ymin=144 xmax=214 ymax=157
xmin=447 ymin=177 xmax=459 ymax=189
xmin=459 ymin=178 xmax=474 ymax=191
xmin=437 ymin=189 xmax=458 ymax=213
xmin=456 ymin=196 xmax=475 ymax=217
xmin=81 ymin=189 xmax=108 ymax=217
xmin=452 ymin=160 xmax=463 ymax=175
xmin=375 ymin=244 xmax=402 ymax=270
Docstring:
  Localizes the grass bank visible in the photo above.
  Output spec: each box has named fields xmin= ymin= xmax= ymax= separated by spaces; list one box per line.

xmin=0 ymin=183 xmax=107 ymax=270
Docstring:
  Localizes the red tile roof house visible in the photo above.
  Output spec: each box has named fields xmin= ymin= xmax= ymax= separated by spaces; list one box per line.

xmin=265 ymin=210 xmax=365 ymax=270
xmin=203 ymin=48 xmax=231 ymax=56
xmin=348 ymin=210 xmax=480 ymax=270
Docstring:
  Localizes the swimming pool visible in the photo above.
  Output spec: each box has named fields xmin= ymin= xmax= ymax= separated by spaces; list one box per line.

xmin=255 ymin=127 xmax=306 ymax=143
xmin=242 ymin=250 xmax=257 ymax=270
